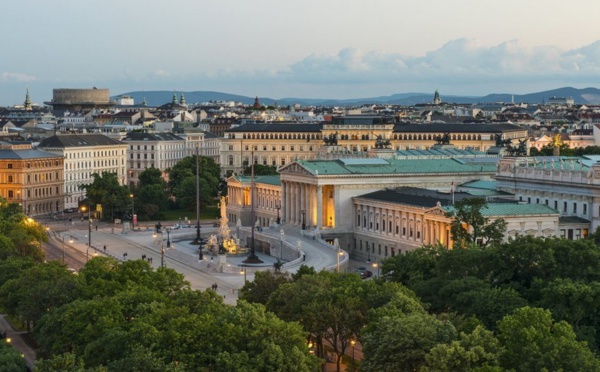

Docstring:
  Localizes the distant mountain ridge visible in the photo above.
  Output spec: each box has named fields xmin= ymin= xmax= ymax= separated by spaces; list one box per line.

xmin=114 ymin=87 xmax=600 ymax=107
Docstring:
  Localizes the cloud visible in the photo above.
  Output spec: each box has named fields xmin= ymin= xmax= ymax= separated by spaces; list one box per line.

xmin=277 ymin=39 xmax=600 ymax=87
xmin=1 ymin=72 xmax=36 ymax=82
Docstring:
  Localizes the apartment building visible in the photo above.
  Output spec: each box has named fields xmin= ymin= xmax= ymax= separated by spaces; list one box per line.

xmin=38 ymin=134 xmax=127 ymax=210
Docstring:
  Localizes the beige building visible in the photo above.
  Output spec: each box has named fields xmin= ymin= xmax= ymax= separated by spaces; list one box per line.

xmin=352 ymin=187 xmax=559 ymax=261
xmin=220 ymin=118 xmax=527 ymax=174
xmin=122 ymin=132 xmax=186 ymax=185
xmin=38 ymin=134 xmax=127 ymax=210
xmin=0 ymin=141 xmax=64 ymax=216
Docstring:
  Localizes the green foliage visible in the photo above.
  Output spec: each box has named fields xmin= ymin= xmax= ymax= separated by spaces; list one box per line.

xmin=168 ymin=155 xmax=221 ymax=210
xmin=239 ymin=270 xmax=291 ymax=305
xmin=497 ymin=307 xmax=600 ymax=371
xmin=423 ymin=326 xmax=502 ymax=371
xmin=445 ymin=198 xmax=506 ymax=248
xmin=242 ymin=164 xmax=278 ymax=176
xmin=291 ymin=264 xmax=317 ymax=281
xmin=0 ymin=341 xmax=27 ymax=372
xmin=361 ymin=313 xmax=457 ymax=372
xmin=81 ymin=172 xmax=131 ymax=221
xmin=0 ymin=261 xmax=79 ymax=330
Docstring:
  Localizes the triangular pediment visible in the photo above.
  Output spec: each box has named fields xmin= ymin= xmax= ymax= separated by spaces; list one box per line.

xmin=278 ymin=162 xmax=313 ymax=176
xmin=424 ymin=205 xmax=447 ymax=216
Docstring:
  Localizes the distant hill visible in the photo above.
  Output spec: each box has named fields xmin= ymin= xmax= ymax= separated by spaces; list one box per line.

xmin=114 ymin=87 xmax=600 ymax=107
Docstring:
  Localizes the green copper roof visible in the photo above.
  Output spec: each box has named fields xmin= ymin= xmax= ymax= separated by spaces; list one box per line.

xmin=235 ymin=175 xmax=281 ymax=186
xmin=296 ymin=157 xmax=497 ymax=176
xmin=460 ymin=180 xmax=498 ymax=190
xmin=443 ymin=203 xmax=559 ymax=217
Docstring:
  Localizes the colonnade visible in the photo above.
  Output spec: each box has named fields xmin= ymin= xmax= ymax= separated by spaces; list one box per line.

xmin=281 ymin=180 xmax=329 ymax=229
xmin=355 ymin=205 xmax=451 ymax=248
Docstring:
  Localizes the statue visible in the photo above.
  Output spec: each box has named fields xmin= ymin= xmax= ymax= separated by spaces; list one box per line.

xmin=435 ymin=132 xmax=451 ymax=145
xmin=374 ymin=134 xmax=391 ymax=149
xmin=323 ymin=132 xmax=338 ymax=146
xmin=219 ymin=196 xmax=227 ymax=219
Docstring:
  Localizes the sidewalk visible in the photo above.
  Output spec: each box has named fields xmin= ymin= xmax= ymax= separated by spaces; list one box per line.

xmin=0 ymin=314 xmax=35 ymax=370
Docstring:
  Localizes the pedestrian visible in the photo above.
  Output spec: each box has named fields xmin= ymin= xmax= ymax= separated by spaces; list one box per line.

xmin=103 ymin=245 xmax=106 ymax=253
xmin=95 ymin=225 xmax=98 ymax=231
xmin=142 ymin=254 xmax=146 ymax=260
xmin=149 ymin=257 xmax=153 ymax=264
xmin=215 ymin=283 xmax=218 ymax=290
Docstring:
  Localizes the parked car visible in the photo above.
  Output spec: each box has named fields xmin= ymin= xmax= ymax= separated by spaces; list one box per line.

xmin=356 ymin=266 xmax=373 ymax=279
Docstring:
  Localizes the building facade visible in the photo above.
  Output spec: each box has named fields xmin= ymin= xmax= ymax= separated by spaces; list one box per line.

xmin=38 ymin=134 xmax=128 ymax=210
xmin=0 ymin=142 xmax=64 ymax=216
xmin=220 ymin=119 xmax=528 ymax=174
xmin=122 ymin=132 xmax=186 ymax=185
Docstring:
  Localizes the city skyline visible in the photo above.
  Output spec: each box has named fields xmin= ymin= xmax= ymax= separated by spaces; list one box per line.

xmin=2 ymin=0 xmax=600 ymax=105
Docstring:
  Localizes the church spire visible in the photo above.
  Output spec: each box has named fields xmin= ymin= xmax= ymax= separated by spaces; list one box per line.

xmin=433 ymin=89 xmax=441 ymax=105
xmin=172 ymin=91 xmax=179 ymax=105
xmin=180 ymin=91 xmax=186 ymax=106
xmin=24 ymin=88 xmax=32 ymax=110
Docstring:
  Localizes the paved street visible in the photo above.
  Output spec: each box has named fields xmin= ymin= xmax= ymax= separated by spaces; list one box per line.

xmin=43 ymin=217 xmax=355 ymax=306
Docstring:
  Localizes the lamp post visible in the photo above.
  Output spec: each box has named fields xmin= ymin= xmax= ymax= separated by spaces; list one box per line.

xmin=130 ymin=194 xmax=135 ymax=230
xmin=372 ymin=257 xmax=380 ymax=277
xmin=61 ymin=234 xmax=73 ymax=263
xmin=335 ymin=238 xmax=343 ymax=273
xmin=351 ymin=340 xmax=356 ymax=362
xmin=166 ymin=227 xmax=171 ymax=248
xmin=301 ymin=210 xmax=306 ymax=230
xmin=240 ymin=265 xmax=247 ymax=282
xmin=275 ymin=204 xmax=281 ymax=225
xmin=81 ymin=204 xmax=92 ymax=261
xmin=153 ymin=230 xmax=166 ymax=268
xmin=279 ymin=229 xmax=285 ymax=260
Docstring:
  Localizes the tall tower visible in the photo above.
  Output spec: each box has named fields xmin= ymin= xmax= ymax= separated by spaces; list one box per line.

xmin=180 ymin=91 xmax=186 ymax=106
xmin=172 ymin=91 xmax=179 ymax=105
xmin=24 ymin=88 xmax=32 ymax=110
xmin=433 ymin=90 xmax=441 ymax=105
xmin=253 ymin=96 xmax=261 ymax=108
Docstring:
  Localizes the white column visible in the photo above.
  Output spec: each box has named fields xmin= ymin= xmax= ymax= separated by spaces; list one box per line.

xmin=317 ymin=186 xmax=323 ymax=228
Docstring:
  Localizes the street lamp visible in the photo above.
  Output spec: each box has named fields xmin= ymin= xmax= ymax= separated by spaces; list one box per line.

xmin=81 ymin=204 xmax=92 ymax=261
xmin=351 ymin=340 xmax=356 ymax=362
xmin=275 ymin=204 xmax=281 ymax=225
xmin=61 ymin=234 xmax=73 ymax=263
xmin=279 ymin=229 xmax=285 ymax=260
xmin=153 ymin=230 xmax=167 ymax=268
xmin=239 ymin=265 xmax=247 ymax=282
xmin=166 ymin=227 xmax=171 ymax=248
xmin=301 ymin=210 xmax=306 ymax=230
xmin=130 ymin=194 xmax=135 ymax=230
xmin=372 ymin=257 xmax=380 ymax=277
xmin=336 ymin=239 xmax=344 ymax=273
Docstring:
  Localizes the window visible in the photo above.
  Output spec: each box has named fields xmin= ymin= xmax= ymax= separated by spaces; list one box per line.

xmin=584 ymin=204 xmax=587 ymax=215
xmin=564 ymin=201 xmax=567 ymax=212
xmin=7 ymin=164 xmax=12 ymax=169
xmin=272 ymin=146 xmax=276 ymax=151
xmin=228 ymin=145 xmax=234 ymax=151
xmin=7 ymin=175 xmax=12 ymax=183
xmin=8 ymin=190 xmax=13 ymax=198
xmin=291 ymin=146 xmax=295 ymax=151
xmin=573 ymin=203 xmax=577 ymax=213
xmin=555 ymin=200 xmax=558 ymax=209
xmin=281 ymin=145 xmax=285 ymax=151
xmin=263 ymin=146 xmax=267 ymax=151
xmin=357 ymin=214 xmax=361 ymax=226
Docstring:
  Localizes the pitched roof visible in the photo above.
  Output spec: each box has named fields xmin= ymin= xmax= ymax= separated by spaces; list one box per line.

xmin=0 ymin=149 xmax=63 ymax=160
xmin=294 ymin=157 xmax=497 ymax=176
xmin=122 ymin=132 xmax=183 ymax=141
xmin=38 ymin=134 xmax=123 ymax=148
xmin=393 ymin=123 xmax=523 ymax=133
xmin=226 ymin=123 xmax=323 ymax=133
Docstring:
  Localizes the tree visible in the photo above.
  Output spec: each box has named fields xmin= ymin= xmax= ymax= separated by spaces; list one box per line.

xmin=445 ymin=198 xmax=506 ymax=248
xmin=0 ymin=261 xmax=79 ymax=331
xmin=168 ymin=155 xmax=221 ymax=210
xmin=239 ymin=270 xmax=291 ymax=305
xmin=242 ymin=164 xmax=278 ymax=176
xmin=423 ymin=325 xmax=502 ymax=371
xmin=361 ymin=312 xmax=457 ymax=372
xmin=0 ymin=341 xmax=28 ymax=372
xmin=497 ymin=307 xmax=600 ymax=371
xmin=80 ymin=172 xmax=130 ymax=221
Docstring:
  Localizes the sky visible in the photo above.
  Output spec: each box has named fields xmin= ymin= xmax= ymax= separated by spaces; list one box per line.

xmin=2 ymin=0 xmax=600 ymax=105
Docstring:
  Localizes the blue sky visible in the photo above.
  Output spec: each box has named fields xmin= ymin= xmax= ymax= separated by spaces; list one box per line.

xmin=2 ymin=0 xmax=600 ymax=105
